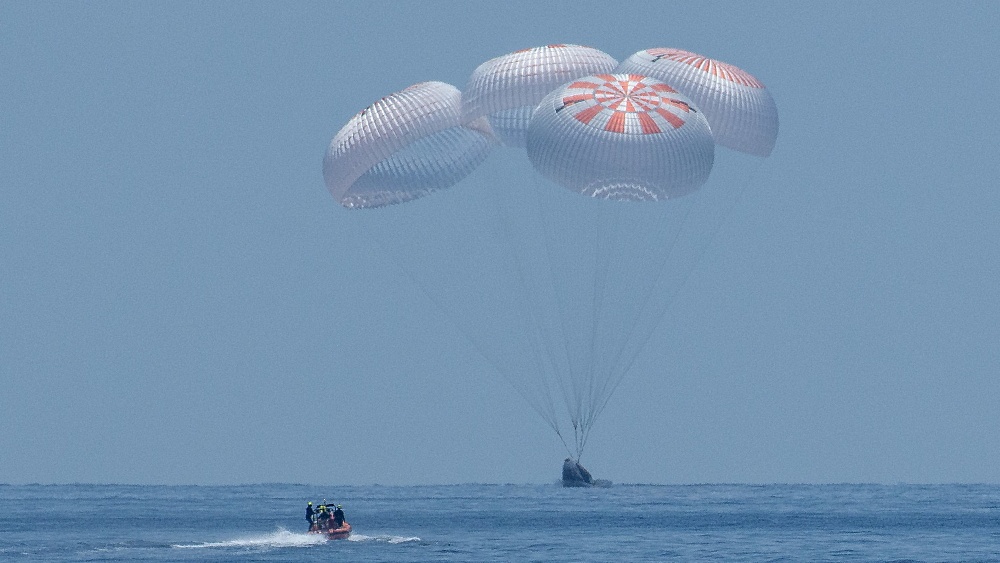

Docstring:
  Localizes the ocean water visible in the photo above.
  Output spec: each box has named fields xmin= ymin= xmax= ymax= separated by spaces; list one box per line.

xmin=2 ymin=483 xmax=999 ymax=562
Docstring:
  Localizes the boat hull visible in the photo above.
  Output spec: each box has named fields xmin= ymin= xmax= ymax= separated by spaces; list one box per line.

xmin=308 ymin=521 xmax=351 ymax=540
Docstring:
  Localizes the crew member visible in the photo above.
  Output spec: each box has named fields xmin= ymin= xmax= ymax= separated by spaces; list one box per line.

xmin=306 ymin=501 xmax=315 ymax=530
xmin=317 ymin=504 xmax=330 ymax=528
xmin=332 ymin=504 xmax=346 ymax=528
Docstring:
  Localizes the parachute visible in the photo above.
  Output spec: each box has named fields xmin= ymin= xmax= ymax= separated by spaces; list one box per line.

xmin=325 ymin=46 xmax=778 ymax=463
xmin=462 ymin=45 xmax=618 ymax=147
xmin=323 ymin=81 xmax=495 ymax=208
xmin=615 ymin=48 xmax=779 ymax=157
xmin=526 ymin=73 xmax=715 ymax=200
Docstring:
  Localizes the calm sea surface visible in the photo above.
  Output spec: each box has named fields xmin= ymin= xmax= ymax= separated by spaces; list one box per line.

xmin=2 ymin=483 xmax=999 ymax=562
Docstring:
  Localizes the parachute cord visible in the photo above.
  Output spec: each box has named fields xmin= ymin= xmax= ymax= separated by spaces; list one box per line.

xmin=491 ymin=164 xmax=604 ymax=440
xmin=581 ymin=197 xmax=674 ymax=460
xmin=598 ymin=159 xmax=769 ymax=423
xmin=579 ymin=200 xmax=614 ymax=450
xmin=582 ymin=202 xmax=606 ymax=439
xmin=574 ymin=420 xmax=585 ymax=461
xmin=582 ymin=202 xmax=622 ymax=447
xmin=575 ymin=157 xmax=769 ymax=445
xmin=606 ymin=189 xmax=703 ymax=388
xmin=582 ymin=194 xmax=696 ymax=434
xmin=369 ymin=234 xmax=502 ymax=379
xmin=532 ymin=172 xmax=588 ymax=435
xmin=367 ymin=213 xmax=566 ymax=437
xmin=491 ymin=174 xmax=566 ymax=431
xmin=579 ymin=420 xmax=592 ymax=459
xmin=554 ymin=428 xmax=574 ymax=460
xmin=588 ymin=203 xmax=620 ymax=434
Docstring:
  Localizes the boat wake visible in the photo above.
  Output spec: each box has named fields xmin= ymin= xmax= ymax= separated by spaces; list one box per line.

xmin=172 ymin=528 xmax=420 ymax=549
xmin=349 ymin=533 xmax=421 ymax=544
xmin=173 ymin=529 xmax=325 ymax=549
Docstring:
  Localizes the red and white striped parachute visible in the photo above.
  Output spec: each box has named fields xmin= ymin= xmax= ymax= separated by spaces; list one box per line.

xmin=527 ymin=73 xmax=715 ymax=201
xmin=615 ymin=48 xmax=779 ymax=157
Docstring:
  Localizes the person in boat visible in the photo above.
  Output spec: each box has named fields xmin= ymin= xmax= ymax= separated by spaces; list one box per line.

xmin=306 ymin=501 xmax=315 ymax=530
xmin=332 ymin=504 xmax=346 ymax=528
xmin=317 ymin=504 xmax=331 ymax=529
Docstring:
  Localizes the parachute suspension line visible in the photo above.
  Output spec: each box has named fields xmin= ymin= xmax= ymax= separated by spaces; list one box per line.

xmin=572 ymin=192 xmax=611 ymax=460
xmin=596 ymin=158 xmax=770 ymax=425
xmin=371 ymin=228 xmax=524 ymax=377
xmin=580 ymin=200 xmax=606 ymax=451
xmin=529 ymin=173 xmax=584 ymax=442
xmin=489 ymin=175 xmax=566 ymax=436
xmin=601 ymin=195 xmax=701 ymax=426
xmin=367 ymin=230 xmax=511 ymax=383
xmin=578 ymin=194 xmax=694 ymax=426
xmin=550 ymin=421 xmax=575 ymax=460
xmin=563 ymin=195 xmax=598 ymax=451
xmin=577 ymin=194 xmax=699 ymax=445
xmin=531 ymin=171 xmax=591 ymax=446
xmin=580 ymin=201 xmax=624 ymax=456
xmin=368 ymin=212 xmax=564 ymax=439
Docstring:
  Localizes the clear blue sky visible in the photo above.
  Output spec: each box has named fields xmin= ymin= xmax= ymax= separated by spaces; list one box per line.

xmin=3 ymin=1 xmax=999 ymax=485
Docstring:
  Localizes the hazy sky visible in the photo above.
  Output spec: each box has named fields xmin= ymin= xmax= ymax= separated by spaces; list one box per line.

xmin=3 ymin=1 xmax=999 ymax=485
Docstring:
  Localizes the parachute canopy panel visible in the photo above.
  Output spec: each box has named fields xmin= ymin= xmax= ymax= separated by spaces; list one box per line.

xmin=323 ymin=81 xmax=495 ymax=209
xmin=462 ymin=45 xmax=618 ymax=148
xmin=526 ymin=73 xmax=715 ymax=201
xmin=616 ymin=48 xmax=778 ymax=157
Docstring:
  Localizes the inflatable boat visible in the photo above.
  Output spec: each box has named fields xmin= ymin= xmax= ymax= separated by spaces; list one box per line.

xmin=308 ymin=521 xmax=351 ymax=540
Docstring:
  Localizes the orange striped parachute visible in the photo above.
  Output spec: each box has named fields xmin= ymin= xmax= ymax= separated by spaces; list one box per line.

xmin=527 ymin=73 xmax=715 ymax=200
xmin=615 ymin=48 xmax=779 ymax=157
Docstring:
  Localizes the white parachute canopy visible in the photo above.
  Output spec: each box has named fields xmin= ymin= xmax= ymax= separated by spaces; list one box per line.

xmin=323 ymin=81 xmax=496 ymax=209
xmin=462 ymin=45 xmax=618 ymax=148
xmin=616 ymin=48 xmax=779 ymax=157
